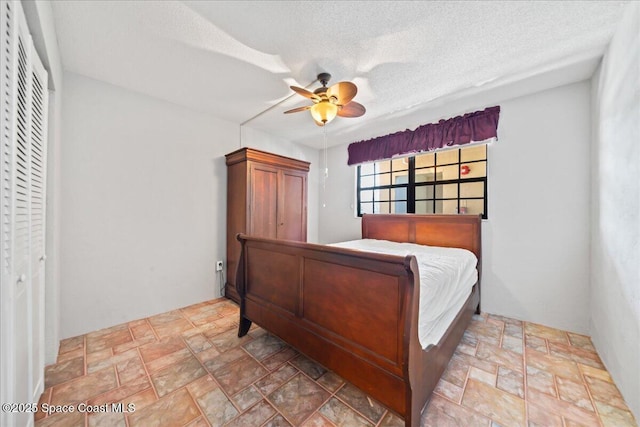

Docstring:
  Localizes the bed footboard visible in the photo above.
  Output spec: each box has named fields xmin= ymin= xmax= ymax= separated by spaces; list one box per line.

xmin=236 ymin=234 xmax=421 ymax=422
xmin=235 ymin=214 xmax=481 ymax=426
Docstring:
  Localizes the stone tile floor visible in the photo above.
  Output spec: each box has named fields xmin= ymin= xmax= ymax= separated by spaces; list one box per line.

xmin=35 ymin=298 xmax=637 ymax=426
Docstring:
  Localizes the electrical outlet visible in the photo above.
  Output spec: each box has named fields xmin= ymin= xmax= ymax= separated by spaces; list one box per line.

xmin=216 ymin=260 xmax=223 ymax=271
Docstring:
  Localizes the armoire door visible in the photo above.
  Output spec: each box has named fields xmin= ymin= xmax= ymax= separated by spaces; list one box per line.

xmin=277 ymin=170 xmax=307 ymax=241
xmin=225 ymin=147 xmax=309 ymax=303
xmin=249 ymin=163 xmax=278 ymax=239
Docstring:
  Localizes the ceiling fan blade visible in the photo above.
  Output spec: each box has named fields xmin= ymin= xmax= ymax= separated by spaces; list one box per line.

xmin=327 ymin=81 xmax=357 ymax=105
xmin=337 ymin=101 xmax=366 ymax=118
xmin=290 ymin=86 xmax=320 ymax=101
xmin=283 ymin=105 xmax=311 ymax=114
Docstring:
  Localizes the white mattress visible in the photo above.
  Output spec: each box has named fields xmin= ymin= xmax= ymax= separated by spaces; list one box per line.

xmin=330 ymin=239 xmax=478 ymax=349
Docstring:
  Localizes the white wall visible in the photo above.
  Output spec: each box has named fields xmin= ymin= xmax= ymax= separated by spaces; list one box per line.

xmin=22 ymin=0 xmax=64 ymax=366
xmin=60 ymin=72 xmax=234 ymax=337
xmin=60 ymin=73 xmax=318 ymax=338
xmin=590 ymin=3 xmax=640 ymax=418
xmin=485 ymin=82 xmax=591 ymax=334
xmin=319 ymin=81 xmax=592 ymax=334
xmin=316 ymin=147 xmax=361 ymax=244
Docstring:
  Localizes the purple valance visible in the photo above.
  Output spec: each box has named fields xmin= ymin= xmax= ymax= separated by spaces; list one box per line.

xmin=347 ymin=106 xmax=500 ymax=165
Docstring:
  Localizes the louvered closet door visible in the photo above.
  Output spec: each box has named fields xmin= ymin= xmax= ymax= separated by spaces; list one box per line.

xmin=11 ymin=3 xmax=34 ymax=419
xmin=29 ymin=47 xmax=49 ymax=400
xmin=0 ymin=1 xmax=49 ymax=423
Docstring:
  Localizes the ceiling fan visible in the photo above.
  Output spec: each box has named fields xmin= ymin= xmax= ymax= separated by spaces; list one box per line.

xmin=284 ymin=73 xmax=365 ymax=126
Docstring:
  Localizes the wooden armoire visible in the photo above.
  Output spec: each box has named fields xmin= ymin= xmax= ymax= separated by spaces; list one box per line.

xmin=225 ymin=148 xmax=310 ymax=302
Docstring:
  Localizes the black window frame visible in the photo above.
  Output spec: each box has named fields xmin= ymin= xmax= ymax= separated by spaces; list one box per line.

xmin=356 ymin=146 xmax=488 ymax=219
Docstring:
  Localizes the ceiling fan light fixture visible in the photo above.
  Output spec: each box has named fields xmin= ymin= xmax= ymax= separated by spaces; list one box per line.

xmin=310 ymin=101 xmax=338 ymax=125
xmin=285 ymin=73 xmax=364 ymax=126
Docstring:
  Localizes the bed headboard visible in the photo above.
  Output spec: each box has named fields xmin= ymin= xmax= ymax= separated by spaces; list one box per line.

xmin=361 ymin=214 xmax=482 ymax=261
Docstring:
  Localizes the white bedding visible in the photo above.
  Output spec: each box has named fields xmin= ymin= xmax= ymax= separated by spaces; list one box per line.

xmin=330 ymin=239 xmax=478 ymax=349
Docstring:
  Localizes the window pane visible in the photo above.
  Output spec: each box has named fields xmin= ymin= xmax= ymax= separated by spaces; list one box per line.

xmin=437 ymin=184 xmax=458 ymax=199
xmin=360 ymin=190 xmax=373 ymax=202
xmin=360 ymin=163 xmax=374 ymax=175
xmin=392 ymin=158 xmax=408 ymax=171
xmin=415 ymin=168 xmax=436 ymax=182
xmin=459 ymin=199 xmax=484 ymax=215
xmin=461 ymin=145 xmax=486 ymax=162
xmin=393 ymin=187 xmax=407 ymax=201
xmin=376 ymin=188 xmax=390 ymax=201
xmin=375 ymin=201 xmax=390 ymax=214
xmin=392 ymin=201 xmax=407 ymax=214
xmin=415 ymin=200 xmax=434 ymax=214
xmin=361 ymin=202 xmax=373 ymax=214
xmin=461 ymin=161 xmax=486 ymax=179
xmin=415 ymin=152 xmax=435 ymax=168
xmin=375 ymin=173 xmax=391 ymax=186
xmin=436 ymin=149 xmax=459 ymax=165
xmin=436 ymin=199 xmax=458 ymax=214
xmin=360 ymin=175 xmax=374 ymax=188
xmin=376 ymin=160 xmax=391 ymax=174
xmin=460 ymin=182 xmax=484 ymax=198
xmin=437 ymin=165 xmax=459 ymax=181
xmin=392 ymin=170 xmax=409 ymax=184
xmin=416 ymin=184 xmax=434 ymax=200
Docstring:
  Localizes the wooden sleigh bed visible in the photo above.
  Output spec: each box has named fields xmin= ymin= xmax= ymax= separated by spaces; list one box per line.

xmin=235 ymin=214 xmax=481 ymax=426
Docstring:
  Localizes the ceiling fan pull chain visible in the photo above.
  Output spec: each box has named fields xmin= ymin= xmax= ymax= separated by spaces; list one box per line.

xmin=322 ymin=125 xmax=328 ymax=208
xmin=324 ymin=126 xmax=329 ymax=180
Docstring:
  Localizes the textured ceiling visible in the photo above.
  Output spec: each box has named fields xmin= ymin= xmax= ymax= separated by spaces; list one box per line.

xmin=51 ymin=1 xmax=628 ymax=148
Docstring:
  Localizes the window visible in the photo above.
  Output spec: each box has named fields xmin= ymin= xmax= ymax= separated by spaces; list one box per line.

xmin=357 ymin=145 xmax=488 ymax=218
